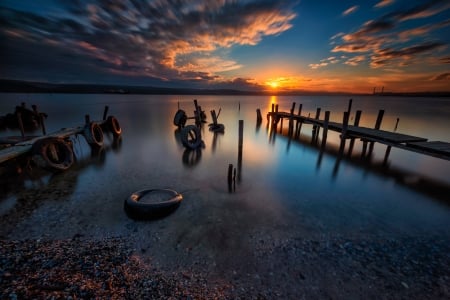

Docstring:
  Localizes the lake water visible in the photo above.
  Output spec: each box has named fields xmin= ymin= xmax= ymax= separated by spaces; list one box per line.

xmin=0 ymin=94 xmax=449 ymax=242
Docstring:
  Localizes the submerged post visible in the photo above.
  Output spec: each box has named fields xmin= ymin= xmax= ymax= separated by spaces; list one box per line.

xmin=368 ymin=109 xmax=385 ymax=156
xmin=256 ymin=108 xmax=262 ymax=124
xmin=103 ymin=105 xmax=109 ymax=121
xmin=347 ymin=98 xmax=353 ymax=116
xmin=347 ymin=110 xmax=361 ymax=157
xmin=321 ymin=111 xmax=330 ymax=149
xmin=238 ymin=120 xmax=244 ymax=182
xmin=339 ymin=111 xmax=349 ymax=154
xmin=16 ymin=112 xmax=25 ymax=138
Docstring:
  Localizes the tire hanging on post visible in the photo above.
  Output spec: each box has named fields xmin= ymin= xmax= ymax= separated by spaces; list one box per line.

xmin=83 ymin=122 xmax=104 ymax=148
xmin=180 ymin=125 xmax=202 ymax=149
xmin=31 ymin=137 xmax=74 ymax=171
xmin=107 ymin=116 xmax=122 ymax=137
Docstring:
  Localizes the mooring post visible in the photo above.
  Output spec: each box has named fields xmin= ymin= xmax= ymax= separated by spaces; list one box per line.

xmin=295 ymin=103 xmax=303 ymax=138
xmin=368 ymin=109 xmax=385 ymax=156
xmin=347 ymin=98 xmax=353 ymax=116
xmin=256 ymin=108 xmax=262 ymax=124
xmin=288 ymin=102 xmax=296 ymax=136
xmin=383 ymin=146 xmax=392 ymax=166
xmin=347 ymin=110 xmax=361 ymax=157
xmin=85 ymin=114 xmax=91 ymax=125
xmin=16 ymin=112 xmax=25 ymax=138
xmin=103 ymin=105 xmax=109 ymax=120
xmin=227 ymin=163 xmax=233 ymax=186
xmin=394 ymin=118 xmax=400 ymax=131
xmin=39 ymin=113 xmax=47 ymax=135
xmin=312 ymin=108 xmax=321 ymax=143
xmin=280 ymin=117 xmax=284 ymax=134
xmin=339 ymin=111 xmax=349 ymax=154
xmin=238 ymin=120 xmax=244 ymax=182
xmin=321 ymin=111 xmax=330 ymax=149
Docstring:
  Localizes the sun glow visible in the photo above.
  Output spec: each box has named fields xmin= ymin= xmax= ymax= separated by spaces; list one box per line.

xmin=264 ymin=76 xmax=300 ymax=90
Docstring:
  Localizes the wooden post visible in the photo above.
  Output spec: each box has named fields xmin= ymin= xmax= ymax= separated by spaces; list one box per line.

xmin=347 ymin=98 xmax=353 ymax=116
xmin=256 ymin=109 xmax=262 ymax=124
xmin=103 ymin=105 xmax=109 ymax=120
xmin=228 ymin=163 xmax=233 ymax=191
xmin=321 ymin=111 xmax=330 ymax=149
xmin=288 ymin=102 xmax=295 ymax=136
xmin=40 ymin=113 xmax=47 ymax=135
xmin=237 ymin=120 xmax=244 ymax=182
xmin=16 ymin=112 xmax=25 ymax=138
xmin=339 ymin=111 xmax=349 ymax=154
xmin=347 ymin=110 xmax=361 ymax=157
xmin=211 ymin=110 xmax=218 ymax=126
xmin=280 ymin=117 xmax=284 ymax=134
xmin=312 ymin=108 xmax=321 ymax=143
xmin=85 ymin=114 xmax=91 ymax=125
xmin=368 ymin=109 xmax=384 ymax=156
xmin=295 ymin=104 xmax=303 ymax=138
xmin=383 ymin=146 xmax=392 ymax=166
xmin=394 ymin=118 xmax=399 ymax=131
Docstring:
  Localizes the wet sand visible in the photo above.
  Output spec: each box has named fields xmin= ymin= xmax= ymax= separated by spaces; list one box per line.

xmin=1 ymin=177 xmax=449 ymax=299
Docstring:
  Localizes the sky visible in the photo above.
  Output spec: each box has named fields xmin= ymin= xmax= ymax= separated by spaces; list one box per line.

xmin=1 ymin=0 xmax=449 ymax=93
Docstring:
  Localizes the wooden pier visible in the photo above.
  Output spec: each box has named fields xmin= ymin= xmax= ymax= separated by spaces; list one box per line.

xmin=267 ymin=101 xmax=450 ymax=161
xmin=0 ymin=106 xmax=122 ymax=170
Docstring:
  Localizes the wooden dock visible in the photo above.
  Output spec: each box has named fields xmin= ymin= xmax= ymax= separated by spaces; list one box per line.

xmin=267 ymin=101 xmax=450 ymax=161
xmin=0 ymin=126 xmax=84 ymax=164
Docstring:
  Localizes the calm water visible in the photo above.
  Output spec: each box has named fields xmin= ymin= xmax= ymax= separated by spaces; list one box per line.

xmin=1 ymin=94 xmax=449 ymax=240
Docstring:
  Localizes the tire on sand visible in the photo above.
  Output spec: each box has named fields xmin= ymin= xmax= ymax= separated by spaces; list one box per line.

xmin=124 ymin=189 xmax=183 ymax=220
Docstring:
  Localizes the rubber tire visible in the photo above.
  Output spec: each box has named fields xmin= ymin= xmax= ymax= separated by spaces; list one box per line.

xmin=180 ymin=125 xmax=202 ymax=149
xmin=32 ymin=137 xmax=74 ymax=171
xmin=124 ymin=189 xmax=183 ymax=220
xmin=173 ymin=109 xmax=187 ymax=127
xmin=84 ymin=122 xmax=104 ymax=148
xmin=107 ymin=116 xmax=122 ymax=137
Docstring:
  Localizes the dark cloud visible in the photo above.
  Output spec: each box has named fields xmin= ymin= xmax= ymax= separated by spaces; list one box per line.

xmin=0 ymin=0 xmax=296 ymax=89
xmin=329 ymin=0 xmax=450 ymax=69
xmin=431 ymin=72 xmax=450 ymax=80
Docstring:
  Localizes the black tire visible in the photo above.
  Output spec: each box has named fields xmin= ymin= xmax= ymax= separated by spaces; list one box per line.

xmin=107 ymin=116 xmax=122 ymax=137
xmin=84 ymin=122 xmax=104 ymax=148
xmin=31 ymin=137 xmax=74 ymax=171
xmin=180 ymin=125 xmax=202 ymax=149
xmin=124 ymin=189 xmax=183 ymax=220
xmin=173 ymin=109 xmax=187 ymax=127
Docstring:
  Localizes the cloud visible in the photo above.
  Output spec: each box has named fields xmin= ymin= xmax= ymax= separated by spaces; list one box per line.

xmin=375 ymin=0 xmax=395 ymax=8
xmin=331 ymin=1 xmax=450 ymax=69
xmin=0 ymin=0 xmax=297 ymax=87
xmin=342 ymin=5 xmax=359 ymax=16
xmin=430 ymin=72 xmax=450 ymax=80
xmin=344 ymin=55 xmax=366 ymax=66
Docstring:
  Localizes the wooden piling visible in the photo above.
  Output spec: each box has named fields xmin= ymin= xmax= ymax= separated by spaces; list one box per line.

xmin=347 ymin=110 xmax=361 ymax=156
xmin=347 ymin=98 xmax=353 ymax=115
xmin=238 ymin=120 xmax=244 ymax=182
xmin=16 ymin=112 xmax=25 ymax=138
xmin=321 ymin=111 xmax=330 ymax=149
xmin=368 ymin=109 xmax=385 ymax=156
xmin=256 ymin=108 xmax=262 ymax=124
xmin=103 ymin=105 xmax=109 ymax=120
xmin=394 ymin=118 xmax=399 ymax=131
xmin=339 ymin=111 xmax=349 ymax=154
xmin=295 ymin=104 xmax=303 ymax=138
xmin=312 ymin=108 xmax=321 ymax=143
xmin=288 ymin=102 xmax=295 ymax=136
xmin=85 ymin=114 xmax=91 ymax=125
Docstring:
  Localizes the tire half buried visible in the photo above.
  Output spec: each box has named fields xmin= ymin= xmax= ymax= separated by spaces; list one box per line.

xmin=124 ymin=189 xmax=183 ymax=220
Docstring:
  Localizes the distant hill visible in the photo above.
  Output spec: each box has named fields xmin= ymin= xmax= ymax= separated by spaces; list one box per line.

xmin=1 ymin=78 xmax=449 ymax=97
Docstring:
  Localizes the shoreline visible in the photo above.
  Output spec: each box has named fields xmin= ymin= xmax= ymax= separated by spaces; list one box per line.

xmin=1 ymin=234 xmax=449 ymax=299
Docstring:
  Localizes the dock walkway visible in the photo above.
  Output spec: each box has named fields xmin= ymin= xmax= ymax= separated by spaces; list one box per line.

xmin=267 ymin=105 xmax=450 ymax=161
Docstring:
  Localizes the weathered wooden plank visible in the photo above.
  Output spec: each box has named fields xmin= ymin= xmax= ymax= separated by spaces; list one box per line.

xmin=407 ymin=141 xmax=450 ymax=155
xmin=0 ymin=126 xmax=84 ymax=164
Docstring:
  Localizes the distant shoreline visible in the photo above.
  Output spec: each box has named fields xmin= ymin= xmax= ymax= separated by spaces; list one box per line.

xmin=1 ymin=78 xmax=450 ymax=97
